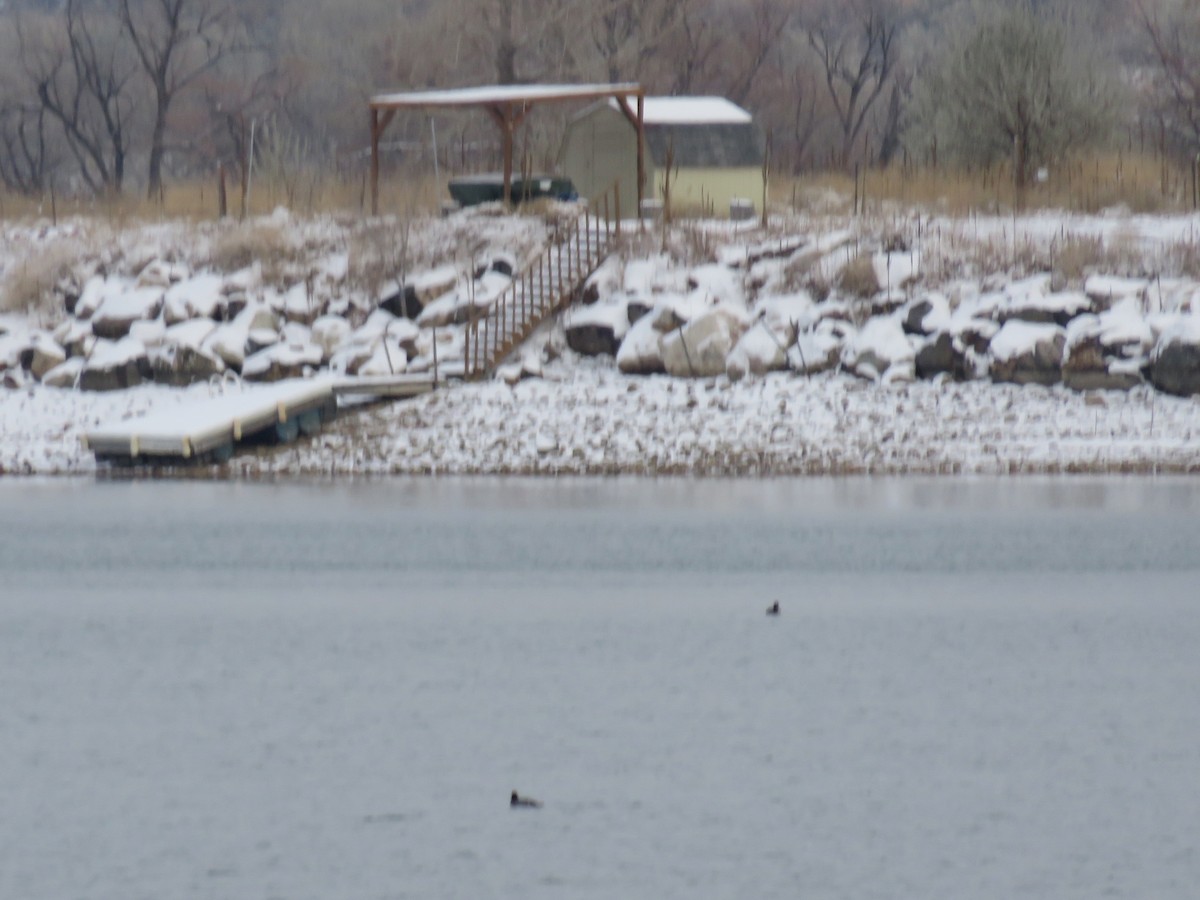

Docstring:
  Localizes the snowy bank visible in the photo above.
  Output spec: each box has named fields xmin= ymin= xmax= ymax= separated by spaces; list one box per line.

xmin=3 ymin=203 xmax=1200 ymax=477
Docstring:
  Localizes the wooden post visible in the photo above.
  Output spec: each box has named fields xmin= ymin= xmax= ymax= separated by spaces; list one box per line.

xmin=636 ymin=92 xmax=645 ymax=216
xmin=502 ymin=109 xmax=514 ymax=206
xmin=370 ymin=108 xmax=380 ymax=215
xmin=218 ymin=163 xmax=228 ymax=218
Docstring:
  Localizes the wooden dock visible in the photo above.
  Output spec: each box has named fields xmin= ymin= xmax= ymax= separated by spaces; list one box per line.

xmin=86 ymin=378 xmax=338 ymax=465
xmin=331 ymin=372 xmax=439 ymax=398
xmin=85 ymin=372 xmax=442 ymax=466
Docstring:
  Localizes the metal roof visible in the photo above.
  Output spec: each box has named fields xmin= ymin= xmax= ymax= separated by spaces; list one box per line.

xmin=371 ymin=83 xmax=642 ymax=109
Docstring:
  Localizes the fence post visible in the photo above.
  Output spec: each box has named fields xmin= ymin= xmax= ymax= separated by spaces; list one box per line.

xmin=432 ymin=325 xmax=439 ymax=387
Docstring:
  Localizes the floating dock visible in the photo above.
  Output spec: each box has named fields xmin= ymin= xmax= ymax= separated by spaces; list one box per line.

xmin=86 ymin=378 xmax=339 ymax=465
xmin=331 ymin=372 xmax=438 ymax=398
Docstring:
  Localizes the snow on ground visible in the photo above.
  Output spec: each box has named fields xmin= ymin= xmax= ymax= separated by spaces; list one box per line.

xmin=3 ymin=203 xmax=1200 ymax=477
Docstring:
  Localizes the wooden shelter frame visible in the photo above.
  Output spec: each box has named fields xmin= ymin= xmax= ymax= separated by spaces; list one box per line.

xmin=368 ymin=83 xmax=645 ymax=214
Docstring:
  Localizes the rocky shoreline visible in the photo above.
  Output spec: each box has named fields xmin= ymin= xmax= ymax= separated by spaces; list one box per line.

xmin=3 ymin=206 xmax=1200 ymax=479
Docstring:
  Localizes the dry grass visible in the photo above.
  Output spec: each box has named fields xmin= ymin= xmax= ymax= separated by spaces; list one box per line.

xmin=775 ymin=153 xmax=1200 ymax=218
xmin=0 ymin=241 xmax=78 ymax=317
xmin=205 ymin=222 xmax=297 ymax=285
xmin=0 ymin=169 xmax=445 ymax=226
xmin=836 ymin=255 xmax=880 ymax=298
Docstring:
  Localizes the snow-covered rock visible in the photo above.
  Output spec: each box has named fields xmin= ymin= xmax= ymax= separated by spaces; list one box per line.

xmin=40 ymin=357 xmax=84 ymax=389
xmin=1150 ymin=317 xmax=1200 ymax=396
xmin=172 ymin=274 xmax=226 ymax=322
xmin=28 ymin=333 xmax=66 ymax=381
xmin=903 ymin=293 xmax=951 ymax=336
xmin=788 ymin=323 xmax=843 ymax=375
xmin=52 ymin=319 xmax=93 ymax=358
xmin=357 ymin=341 xmax=408 ymax=377
xmin=616 ymin=314 xmax=666 ymax=375
xmin=91 ymin=286 xmax=164 ymax=339
xmin=841 ymin=316 xmax=915 ymax=381
xmin=989 ymin=321 xmax=1066 ymax=386
xmin=203 ymin=303 xmax=275 ymax=370
xmin=662 ymin=308 xmax=745 ymax=377
xmin=312 ymin=316 xmax=353 ymax=362
xmin=1084 ymin=275 xmax=1148 ymax=311
xmin=147 ymin=343 xmax=225 ymax=386
xmin=79 ymin=337 xmax=148 ymax=391
xmin=726 ymin=321 xmax=790 ymax=380
xmin=242 ymin=341 xmax=323 ymax=382
xmin=996 ymin=275 xmax=1092 ymax=326
xmin=915 ymin=333 xmax=972 ymax=381
xmin=417 ymin=271 xmax=511 ymax=327
xmin=1062 ymin=300 xmax=1154 ymax=392
xmin=564 ymin=299 xmax=629 ymax=357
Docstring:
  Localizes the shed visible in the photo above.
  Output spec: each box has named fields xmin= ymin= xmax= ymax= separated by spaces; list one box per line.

xmin=559 ymin=96 xmax=764 ymax=219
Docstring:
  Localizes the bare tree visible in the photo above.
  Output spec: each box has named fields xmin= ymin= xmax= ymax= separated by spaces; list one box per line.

xmin=721 ymin=0 xmax=790 ymax=106
xmin=118 ymin=0 xmax=239 ymax=198
xmin=17 ymin=0 xmax=139 ymax=194
xmin=909 ymin=3 xmax=1118 ymax=191
xmin=803 ymin=0 xmax=900 ymax=168
xmin=0 ymin=100 xmax=53 ymax=193
xmin=462 ymin=0 xmax=582 ymax=85
xmin=587 ymin=0 xmax=683 ymax=84
xmin=667 ymin=0 xmax=724 ymax=95
xmin=1140 ymin=0 xmax=1200 ymax=156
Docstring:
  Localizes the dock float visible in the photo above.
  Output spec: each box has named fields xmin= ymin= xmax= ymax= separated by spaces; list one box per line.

xmin=331 ymin=373 xmax=437 ymax=398
xmin=85 ymin=377 xmax=338 ymax=465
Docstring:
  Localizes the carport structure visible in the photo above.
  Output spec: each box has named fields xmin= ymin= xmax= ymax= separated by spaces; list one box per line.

xmin=368 ymin=83 xmax=646 ymax=214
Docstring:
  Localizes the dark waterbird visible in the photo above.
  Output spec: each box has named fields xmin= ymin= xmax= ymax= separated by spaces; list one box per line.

xmin=766 ymin=601 xmax=780 ymax=616
xmin=511 ymin=790 xmax=542 ymax=808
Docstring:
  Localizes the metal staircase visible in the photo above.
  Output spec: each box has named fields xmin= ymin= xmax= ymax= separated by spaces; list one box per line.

xmin=464 ymin=184 xmax=621 ymax=380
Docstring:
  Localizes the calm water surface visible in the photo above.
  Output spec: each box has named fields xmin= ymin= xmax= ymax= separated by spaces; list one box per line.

xmin=1 ymin=477 xmax=1199 ymax=900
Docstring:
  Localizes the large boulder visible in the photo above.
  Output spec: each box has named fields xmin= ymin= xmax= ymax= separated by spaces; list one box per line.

xmin=241 ymin=341 xmax=323 ymax=382
xmin=564 ymin=300 xmax=629 ymax=357
xmin=417 ymin=271 xmax=510 ymax=327
xmin=29 ymin=333 xmax=67 ymax=380
xmin=163 ymin=273 xmax=225 ymax=324
xmin=915 ymin=332 xmax=971 ymax=381
xmin=90 ymin=286 xmax=165 ymax=340
xmin=79 ymin=337 xmax=149 ymax=391
xmin=1150 ymin=319 xmax=1200 ymax=396
xmin=661 ymin=308 xmax=744 ymax=378
xmin=726 ymin=322 xmax=790 ymax=380
xmin=41 ymin=357 xmax=85 ymax=389
xmin=203 ymin=303 xmax=278 ymax=369
xmin=148 ymin=343 xmax=225 ymax=386
xmin=902 ymin=293 xmax=951 ymax=336
xmin=788 ymin=323 xmax=843 ymax=375
xmin=616 ymin=314 xmax=666 ymax=374
xmin=311 ymin=315 xmax=353 ymax=363
xmin=52 ymin=319 xmax=94 ymax=359
xmin=841 ymin=316 xmax=915 ymax=381
xmin=1062 ymin=303 xmax=1153 ymax=392
xmin=382 ymin=265 xmax=458 ymax=319
xmin=989 ymin=321 xmax=1066 ymax=386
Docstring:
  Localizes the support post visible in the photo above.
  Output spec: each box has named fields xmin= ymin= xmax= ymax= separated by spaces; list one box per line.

xmin=636 ymin=92 xmax=645 ymax=215
xmin=370 ymin=108 xmax=380 ymax=215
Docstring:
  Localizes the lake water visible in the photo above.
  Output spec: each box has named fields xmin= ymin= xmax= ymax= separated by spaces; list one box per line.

xmin=2 ymin=477 xmax=1199 ymax=900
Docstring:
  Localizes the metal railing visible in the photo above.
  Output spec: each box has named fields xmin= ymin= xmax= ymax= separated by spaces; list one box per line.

xmin=464 ymin=183 xmax=621 ymax=380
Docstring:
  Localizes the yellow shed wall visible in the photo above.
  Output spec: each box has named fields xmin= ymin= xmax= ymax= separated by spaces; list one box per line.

xmin=650 ymin=167 xmax=764 ymax=218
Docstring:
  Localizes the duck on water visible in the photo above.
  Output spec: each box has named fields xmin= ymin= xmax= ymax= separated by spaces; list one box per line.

xmin=511 ymin=791 xmax=542 ymax=808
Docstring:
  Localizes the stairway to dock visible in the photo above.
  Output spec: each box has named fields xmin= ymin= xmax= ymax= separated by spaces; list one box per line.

xmin=464 ymin=184 xmax=621 ymax=380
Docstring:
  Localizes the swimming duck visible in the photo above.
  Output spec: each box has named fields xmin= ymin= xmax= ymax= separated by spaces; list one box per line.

xmin=766 ymin=601 xmax=780 ymax=616
xmin=511 ymin=790 xmax=542 ymax=808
